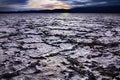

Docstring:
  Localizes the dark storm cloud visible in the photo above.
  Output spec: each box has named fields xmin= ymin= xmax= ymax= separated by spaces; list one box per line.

xmin=91 ymin=0 xmax=120 ymax=4
xmin=92 ymin=0 xmax=119 ymax=2
xmin=0 ymin=0 xmax=27 ymax=8
xmin=60 ymin=0 xmax=120 ymax=5
xmin=59 ymin=0 xmax=107 ymax=7
xmin=0 ymin=0 xmax=27 ymax=5
xmin=0 ymin=0 xmax=28 ymax=11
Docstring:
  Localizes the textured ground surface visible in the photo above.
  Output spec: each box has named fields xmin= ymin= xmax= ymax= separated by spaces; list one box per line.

xmin=0 ymin=13 xmax=120 ymax=80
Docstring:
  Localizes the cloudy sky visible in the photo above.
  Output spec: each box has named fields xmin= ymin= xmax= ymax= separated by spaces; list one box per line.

xmin=0 ymin=0 xmax=120 ymax=11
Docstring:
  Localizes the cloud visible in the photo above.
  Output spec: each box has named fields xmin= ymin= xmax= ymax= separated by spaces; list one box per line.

xmin=0 ymin=0 xmax=27 ymax=5
xmin=59 ymin=0 xmax=107 ymax=7
xmin=0 ymin=0 xmax=27 ymax=11
xmin=71 ymin=1 xmax=107 ymax=7
xmin=0 ymin=0 xmax=120 ymax=11
xmin=59 ymin=0 xmax=91 ymax=5
xmin=60 ymin=0 xmax=120 ymax=6
xmin=1 ymin=0 xmax=70 ymax=10
xmin=24 ymin=0 xmax=70 ymax=10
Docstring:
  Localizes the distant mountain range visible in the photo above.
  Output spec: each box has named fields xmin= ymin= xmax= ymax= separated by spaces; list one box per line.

xmin=0 ymin=5 xmax=120 ymax=13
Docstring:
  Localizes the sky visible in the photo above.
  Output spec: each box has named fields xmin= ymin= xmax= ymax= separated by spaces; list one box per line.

xmin=0 ymin=0 xmax=120 ymax=11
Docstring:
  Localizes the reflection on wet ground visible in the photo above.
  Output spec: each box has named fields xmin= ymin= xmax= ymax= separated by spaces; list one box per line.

xmin=0 ymin=13 xmax=120 ymax=80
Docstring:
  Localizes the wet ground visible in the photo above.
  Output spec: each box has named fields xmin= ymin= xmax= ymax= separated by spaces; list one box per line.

xmin=0 ymin=13 xmax=120 ymax=80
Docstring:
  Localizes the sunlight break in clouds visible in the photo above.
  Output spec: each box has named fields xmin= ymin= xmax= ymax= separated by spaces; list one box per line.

xmin=26 ymin=0 xmax=71 ymax=10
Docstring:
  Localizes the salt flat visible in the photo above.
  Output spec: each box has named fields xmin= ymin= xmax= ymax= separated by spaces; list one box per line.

xmin=0 ymin=13 xmax=120 ymax=80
